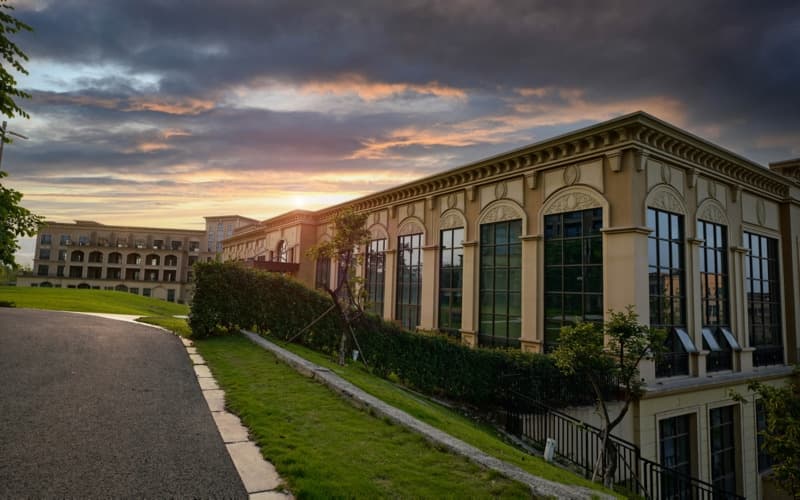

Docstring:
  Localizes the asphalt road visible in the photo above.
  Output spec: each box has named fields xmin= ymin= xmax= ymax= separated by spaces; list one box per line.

xmin=0 ymin=308 xmax=247 ymax=499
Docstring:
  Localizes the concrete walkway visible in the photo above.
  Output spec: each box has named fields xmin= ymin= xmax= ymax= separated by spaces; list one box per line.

xmin=241 ymin=330 xmax=613 ymax=500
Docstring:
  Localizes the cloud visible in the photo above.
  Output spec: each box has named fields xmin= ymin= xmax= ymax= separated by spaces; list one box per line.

xmin=3 ymin=0 xmax=799 ymax=235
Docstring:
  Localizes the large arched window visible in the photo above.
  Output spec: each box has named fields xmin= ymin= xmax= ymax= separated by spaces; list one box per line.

xmin=127 ymin=253 xmax=142 ymax=265
xmin=276 ymin=240 xmax=288 ymax=263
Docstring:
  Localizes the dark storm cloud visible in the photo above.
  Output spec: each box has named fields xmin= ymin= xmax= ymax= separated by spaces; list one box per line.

xmin=3 ymin=0 xmax=799 ymax=229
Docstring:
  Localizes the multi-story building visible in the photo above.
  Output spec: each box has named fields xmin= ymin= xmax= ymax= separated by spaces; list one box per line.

xmin=18 ymin=220 xmax=217 ymax=302
xmin=221 ymin=112 xmax=799 ymax=499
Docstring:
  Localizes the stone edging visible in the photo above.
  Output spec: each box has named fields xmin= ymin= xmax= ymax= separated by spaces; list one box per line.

xmin=241 ymin=330 xmax=613 ymax=500
xmin=182 ymin=336 xmax=293 ymax=500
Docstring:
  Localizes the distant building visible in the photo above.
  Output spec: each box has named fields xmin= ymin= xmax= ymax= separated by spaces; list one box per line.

xmin=219 ymin=112 xmax=800 ymax=499
xmin=19 ymin=219 xmax=220 ymax=302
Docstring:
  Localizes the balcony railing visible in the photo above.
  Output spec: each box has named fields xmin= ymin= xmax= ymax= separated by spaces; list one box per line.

xmin=753 ymin=345 xmax=784 ymax=367
xmin=503 ymin=392 xmax=744 ymax=500
xmin=655 ymin=351 xmax=690 ymax=378
xmin=706 ymin=350 xmax=733 ymax=372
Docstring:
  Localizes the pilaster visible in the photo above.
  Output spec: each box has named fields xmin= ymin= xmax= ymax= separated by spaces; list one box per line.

xmin=419 ymin=244 xmax=439 ymax=330
xmin=520 ymin=234 xmax=542 ymax=352
xmin=688 ymin=237 xmax=704 ymax=377
xmin=460 ymin=241 xmax=478 ymax=347
xmin=383 ymin=249 xmax=397 ymax=321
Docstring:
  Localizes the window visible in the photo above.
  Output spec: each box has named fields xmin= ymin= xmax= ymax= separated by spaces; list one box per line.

xmin=164 ymin=255 xmax=178 ymax=267
xmin=364 ymin=239 xmax=386 ymax=316
xmin=71 ymin=251 xmax=84 ymax=262
xmin=40 ymin=234 xmax=52 ymax=245
xmin=129 ymin=287 xmax=139 ymax=295
xmin=171 ymin=240 xmax=182 ymax=251
xmin=276 ymin=240 xmax=288 ymax=263
xmin=315 ymin=257 xmax=331 ymax=290
xmin=78 ymin=235 xmax=89 ymax=246
xmin=142 ymin=288 xmax=151 ymax=297
xmin=153 ymin=239 xmax=164 ymax=249
xmin=167 ymin=289 xmax=176 ymax=302
xmin=479 ymin=219 xmax=522 ymax=348
xmin=744 ymin=232 xmax=783 ymax=366
xmin=396 ymin=233 xmax=423 ymax=330
xmin=60 ymin=234 xmax=70 ymax=245
xmin=108 ymin=252 xmax=121 ymax=264
xmin=439 ymin=228 xmax=464 ymax=337
xmin=127 ymin=253 xmax=141 ymax=265
xmin=648 ymin=208 xmax=689 ymax=377
xmin=709 ymin=406 xmax=738 ymax=496
xmin=698 ymin=220 xmax=733 ymax=371
xmin=659 ymin=414 xmax=692 ymax=500
xmin=37 ymin=265 xmax=48 ymax=276
xmin=39 ymin=249 xmax=51 ymax=260
xmin=755 ymin=400 xmax=772 ymax=473
xmin=69 ymin=266 xmax=82 ymax=278
xmin=58 ymin=249 xmax=67 ymax=261
xmin=544 ymin=208 xmax=602 ymax=351
xmin=56 ymin=265 xmax=64 ymax=277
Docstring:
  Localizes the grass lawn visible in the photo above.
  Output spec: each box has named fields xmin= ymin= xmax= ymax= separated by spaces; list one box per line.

xmin=0 ymin=286 xmax=189 ymax=316
xmin=196 ymin=335 xmax=533 ymax=498
xmin=271 ymin=339 xmax=616 ymax=497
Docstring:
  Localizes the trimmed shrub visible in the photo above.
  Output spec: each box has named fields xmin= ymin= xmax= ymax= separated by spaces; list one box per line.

xmin=190 ymin=261 xmax=601 ymax=408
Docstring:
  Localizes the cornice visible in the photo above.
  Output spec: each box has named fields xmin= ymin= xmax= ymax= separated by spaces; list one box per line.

xmin=282 ymin=112 xmax=793 ymax=228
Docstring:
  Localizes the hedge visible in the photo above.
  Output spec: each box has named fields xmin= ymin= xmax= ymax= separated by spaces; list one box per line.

xmin=189 ymin=261 xmax=602 ymax=409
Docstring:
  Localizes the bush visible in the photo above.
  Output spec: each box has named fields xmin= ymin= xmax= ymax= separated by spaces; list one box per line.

xmin=190 ymin=261 xmax=601 ymax=409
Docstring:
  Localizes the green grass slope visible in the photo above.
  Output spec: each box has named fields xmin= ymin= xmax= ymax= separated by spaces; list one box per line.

xmin=0 ymin=286 xmax=189 ymax=317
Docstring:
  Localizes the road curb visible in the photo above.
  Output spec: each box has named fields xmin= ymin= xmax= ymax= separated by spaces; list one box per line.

xmin=182 ymin=336 xmax=293 ymax=500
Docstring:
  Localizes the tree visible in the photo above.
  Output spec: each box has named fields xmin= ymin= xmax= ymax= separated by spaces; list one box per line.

xmin=306 ymin=208 xmax=371 ymax=365
xmin=0 ymin=1 xmax=41 ymax=268
xmin=552 ymin=307 xmax=666 ymax=487
xmin=735 ymin=369 xmax=800 ymax=498
xmin=1 ymin=1 xmax=32 ymax=121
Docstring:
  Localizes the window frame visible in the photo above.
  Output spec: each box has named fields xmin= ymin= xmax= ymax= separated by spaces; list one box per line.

xmin=478 ymin=219 xmax=522 ymax=348
xmin=438 ymin=227 xmax=464 ymax=337
xmin=364 ymin=238 xmax=386 ymax=316
xmin=396 ymin=232 xmax=423 ymax=331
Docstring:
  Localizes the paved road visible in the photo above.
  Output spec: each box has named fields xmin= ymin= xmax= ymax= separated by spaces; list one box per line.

xmin=0 ymin=308 xmax=247 ymax=498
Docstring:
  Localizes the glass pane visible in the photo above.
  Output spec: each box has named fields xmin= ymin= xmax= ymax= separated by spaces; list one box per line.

xmin=588 ymin=237 xmax=602 ymax=264
xmin=494 ymin=268 xmax=508 ymax=290
xmin=509 ymin=243 xmax=522 ymax=267
xmin=585 ymin=266 xmax=602 ymax=293
xmin=545 ymin=240 xmax=562 ymax=265
xmin=495 ymin=223 xmax=509 ymax=245
xmin=564 ymin=211 xmax=582 ymax=237
xmin=509 ymin=269 xmax=522 ymax=291
xmin=565 ymin=267 xmax=582 ymax=292
xmin=545 ymin=267 xmax=562 ymax=292
xmin=509 ymin=292 xmax=521 ymax=316
xmin=565 ymin=239 xmax=582 ymax=265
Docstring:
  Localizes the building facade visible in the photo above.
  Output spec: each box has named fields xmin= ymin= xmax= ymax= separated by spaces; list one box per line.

xmin=18 ymin=220 xmax=217 ymax=302
xmin=221 ymin=112 xmax=799 ymax=499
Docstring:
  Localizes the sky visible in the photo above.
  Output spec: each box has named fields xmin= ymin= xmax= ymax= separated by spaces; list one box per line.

xmin=5 ymin=0 xmax=800 ymax=265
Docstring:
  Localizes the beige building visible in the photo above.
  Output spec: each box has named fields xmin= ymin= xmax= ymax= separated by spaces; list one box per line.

xmin=18 ymin=219 xmax=219 ymax=302
xmin=222 ymin=112 xmax=798 ymax=499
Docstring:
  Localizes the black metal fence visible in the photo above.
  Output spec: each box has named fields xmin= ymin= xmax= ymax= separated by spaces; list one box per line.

xmin=503 ymin=392 xmax=745 ymax=500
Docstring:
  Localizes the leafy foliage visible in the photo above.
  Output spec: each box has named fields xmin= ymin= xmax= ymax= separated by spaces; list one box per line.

xmin=1 ymin=1 xmax=32 ymax=121
xmin=553 ymin=307 xmax=666 ymax=486
xmin=189 ymin=261 xmax=605 ymax=408
xmin=0 ymin=2 xmax=40 ymax=267
xmin=305 ymin=208 xmax=371 ymax=364
xmin=743 ymin=370 xmax=800 ymax=498
xmin=1 ymin=171 xmax=43 ymax=267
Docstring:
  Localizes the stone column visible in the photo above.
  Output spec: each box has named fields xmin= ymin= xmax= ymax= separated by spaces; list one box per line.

xmin=520 ymin=235 xmax=542 ymax=353
xmin=383 ymin=249 xmax=397 ymax=321
xmin=419 ymin=244 xmax=439 ymax=330
xmin=459 ymin=241 xmax=478 ymax=347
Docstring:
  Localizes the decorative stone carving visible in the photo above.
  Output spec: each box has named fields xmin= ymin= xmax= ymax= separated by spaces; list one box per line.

xmin=543 ymin=192 xmax=602 ymax=215
xmin=661 ymin=164 xmax=671 ymax=184
xmin=708 ymin=180 xmax=717 ymax=200
xmin=648 ymin=188 xmax=685 ymax=214
xmin=398 ymin=219 xmax=424 ymax=236
xmin=697 ymin=202 xmax=727 ymax=225
xmin=440 ymin=210 xmax=465 ymax=230
xmin=563 ymin=164 xmax=580 ymax=185
xmin=481 ymin=203 xmax=523 ymax=224
xmin=407 ymin=203 xmax=416 ymax=217
xmin=446 ymin=193 xmax=456 ymax=209
xmin=525 ymin=171 xmax=538 ymax=189
xmin=494 ymin=181 xmax=508 ymax=199
xmin=756 ymin=199 xmax=766 ymax=225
